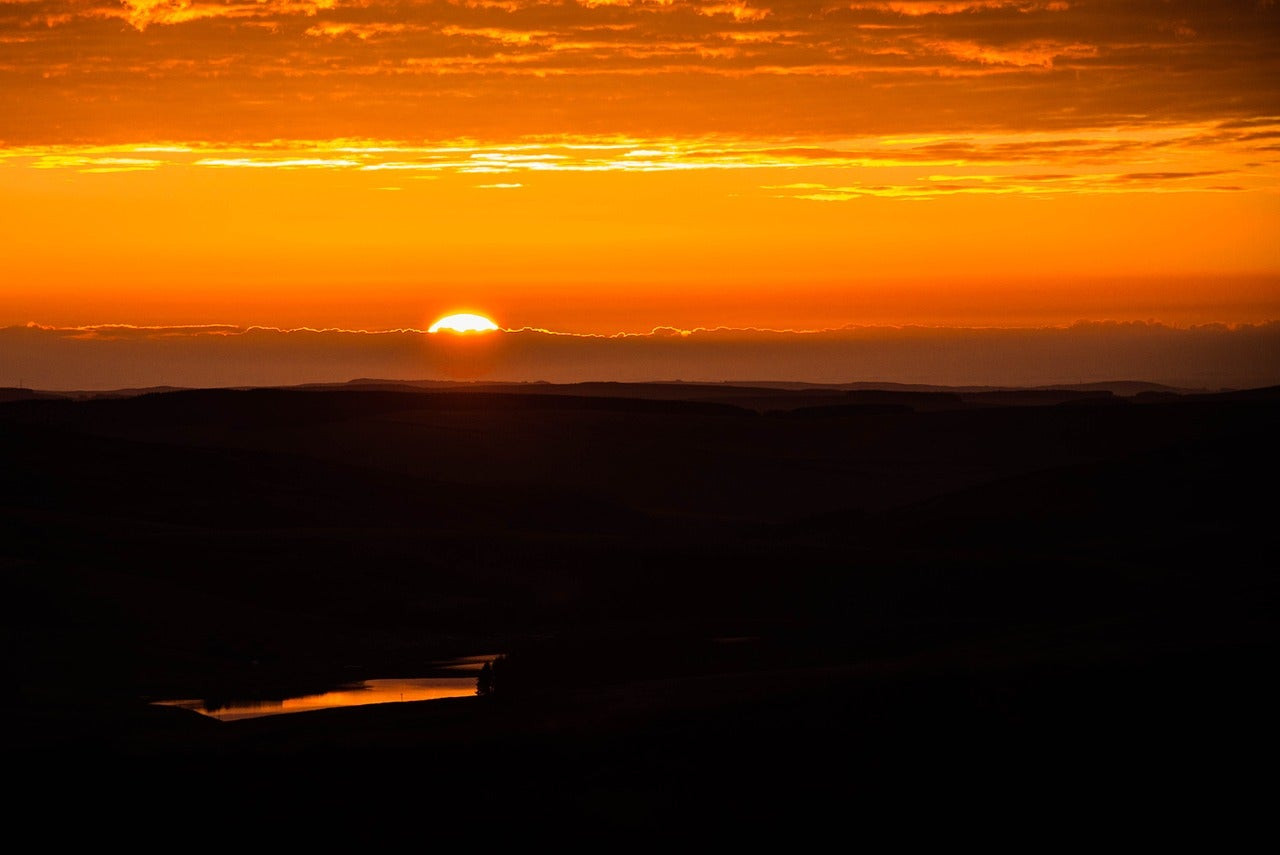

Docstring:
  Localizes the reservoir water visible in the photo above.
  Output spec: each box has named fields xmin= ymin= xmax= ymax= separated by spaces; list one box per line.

xmin=153 ymin=655 xmax=496 ymax=722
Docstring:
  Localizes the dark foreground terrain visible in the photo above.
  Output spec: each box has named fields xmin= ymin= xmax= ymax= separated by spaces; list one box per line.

xmin=3 ymin=381 xmax=1276 ymax=840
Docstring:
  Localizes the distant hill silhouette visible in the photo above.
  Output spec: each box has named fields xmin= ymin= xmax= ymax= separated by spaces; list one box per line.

xmin=0 ymin=387 xmax=68 ymax=402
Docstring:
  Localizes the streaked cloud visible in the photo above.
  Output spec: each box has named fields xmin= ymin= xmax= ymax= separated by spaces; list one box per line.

xmin=4 ymin=123 xmax=1275 ymax=198
xmin=28 ymin=154 xmax=166 ymax=172
xmin=919 ymin=38 xmax=1096 ymax=67
xmin=2 ymin=1 xmax=1276 ymax=143
xmin=193 ymin=156 xmax=364 ymax=169
xmin=845 ymin=1 xmax=1071 ymax=14
xmin=117 ymin=0 xmax=338 ymax=31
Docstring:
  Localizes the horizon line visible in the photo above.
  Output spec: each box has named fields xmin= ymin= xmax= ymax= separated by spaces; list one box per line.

xmin=4 ymin=376 xmax=1251 ymax=397
xmin=13 ymin=318 xmax=1280 ymax=339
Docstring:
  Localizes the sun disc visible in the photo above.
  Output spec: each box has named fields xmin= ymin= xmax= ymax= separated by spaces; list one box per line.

xmin=428 ymin=313 xmax=499 ymax=334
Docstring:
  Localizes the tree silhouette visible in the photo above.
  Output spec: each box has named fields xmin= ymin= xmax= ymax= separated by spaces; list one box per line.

xmin=475 ymin=652 xmax=530 ymax=698
xmin=491 ymin=654 xmax=508 ymax=696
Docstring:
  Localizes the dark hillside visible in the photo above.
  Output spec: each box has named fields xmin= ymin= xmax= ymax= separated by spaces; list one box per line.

xmin=3 ymin=383 xmax=1274 ymax=837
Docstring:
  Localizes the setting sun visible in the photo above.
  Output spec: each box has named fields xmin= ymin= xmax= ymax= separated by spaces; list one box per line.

xmin=428 ymin=313 xmax=500 ymax=334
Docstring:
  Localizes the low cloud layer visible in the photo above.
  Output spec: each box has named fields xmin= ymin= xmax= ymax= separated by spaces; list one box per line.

xmin=5 ymin=321 xmax=1278 ymax=391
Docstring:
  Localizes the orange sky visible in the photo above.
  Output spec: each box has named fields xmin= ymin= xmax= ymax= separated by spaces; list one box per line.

xmin=2 ymin=0 xmax=1278 ymax=335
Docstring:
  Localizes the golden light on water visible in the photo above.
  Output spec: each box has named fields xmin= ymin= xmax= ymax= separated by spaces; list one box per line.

xmin=429 ymin=313 xmax=500 ymax=334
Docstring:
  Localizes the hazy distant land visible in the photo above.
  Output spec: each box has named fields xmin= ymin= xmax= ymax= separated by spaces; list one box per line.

xmin=6 ymin=320 xmax=1279 ymax=391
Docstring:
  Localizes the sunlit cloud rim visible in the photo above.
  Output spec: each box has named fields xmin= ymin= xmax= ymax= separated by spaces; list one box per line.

xmin=4 ymin=125 xmax=1275 ymax=197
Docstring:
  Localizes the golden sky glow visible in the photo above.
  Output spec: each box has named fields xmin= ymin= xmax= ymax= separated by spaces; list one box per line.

xmin=2 ymin=0 xmax=1278 ymax=341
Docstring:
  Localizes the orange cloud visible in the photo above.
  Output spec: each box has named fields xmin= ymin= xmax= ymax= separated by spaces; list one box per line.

xmin=920 ymin=37 xmax=1096 ymax=67
xmin=304 ymin=22 xmax=416 ymax=40
xmin=699 ymin=3 xmax=770 ymax=22
xmin=117 ymin=0 xmax=337 ymax=31
xmin=846 ymin=1 xmax=1069 ymax=14
xmin=440 ymin=25 xmax=554 ymax=44
xmin=3 ymin=0 xmax=1276 ymax=144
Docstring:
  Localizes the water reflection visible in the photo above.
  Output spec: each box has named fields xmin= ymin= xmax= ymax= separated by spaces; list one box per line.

xmin=154 ymin=657 xmax=497 ymax=722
